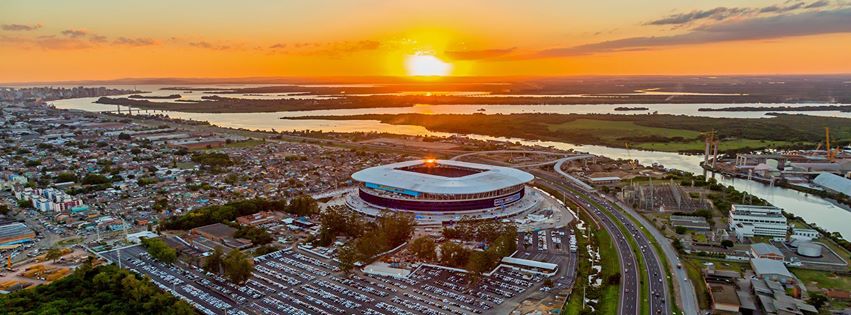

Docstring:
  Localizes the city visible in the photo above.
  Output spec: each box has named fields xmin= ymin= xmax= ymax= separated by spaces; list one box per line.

xmin=2 ymin=1 xmax=851 ymax=315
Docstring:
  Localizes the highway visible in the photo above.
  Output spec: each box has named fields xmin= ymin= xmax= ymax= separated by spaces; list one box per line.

xmin=534 ymin=177 xmax=640 ymax=315
xmin=602 ymin=194 xmax=700 ymax=315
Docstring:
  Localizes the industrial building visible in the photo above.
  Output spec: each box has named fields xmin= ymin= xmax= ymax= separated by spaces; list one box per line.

xmin=0 ymin=222 xmax=36 ymax=246
xmin=750 ymin=243 xmax=785 ymax=261
xmin=670 ymin=215 xmax=711 ymax=231
xmin=813 ymin=172 xmax=851 ymax=198
xmin=729 ymin=204 xmax=788 ymax=239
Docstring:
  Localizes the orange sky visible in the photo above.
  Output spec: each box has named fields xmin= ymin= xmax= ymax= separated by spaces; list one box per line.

xmin=2 ymin=0 xmax=850 ymax=82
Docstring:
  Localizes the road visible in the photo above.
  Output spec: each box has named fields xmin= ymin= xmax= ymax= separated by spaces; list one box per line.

xmin=533 ymin=178 xmax=640 ymax=315
xmin=602 ymin=194 xmax=700 ymax=315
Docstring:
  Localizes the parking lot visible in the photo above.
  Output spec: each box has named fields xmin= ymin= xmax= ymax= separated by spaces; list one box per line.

xmin=100 ymin=244 xmax=554 ymax=315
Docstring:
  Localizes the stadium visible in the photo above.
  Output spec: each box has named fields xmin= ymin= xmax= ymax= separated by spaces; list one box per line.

xmin=346 ymin=159 xmax=541 ymax=224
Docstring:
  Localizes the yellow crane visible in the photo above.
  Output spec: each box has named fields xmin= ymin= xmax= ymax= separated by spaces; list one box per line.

xmin=826 ymin=127 xmax=835 ymax=161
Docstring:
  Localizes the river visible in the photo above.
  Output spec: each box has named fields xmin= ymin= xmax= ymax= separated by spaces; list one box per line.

xmin=48 ymin=86 xmax=851 ymax=239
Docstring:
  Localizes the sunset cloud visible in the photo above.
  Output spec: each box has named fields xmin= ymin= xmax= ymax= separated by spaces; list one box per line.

xmin=113 ymin=37 xmax=157 ymax=46
xmin=1 ymin=23 xmax=42 ymax=31
xmin=445 ymin=47 xmax=516 ymax=60
xmin=189 ymin=41 xmax=231 ymax=50
xmin=542 ymin=7 xmax=851 ymax=56
xmin=645 ymin=1 xmax=835 ymax=26
xmin=61 ymin=29 xmax=88 ymax=38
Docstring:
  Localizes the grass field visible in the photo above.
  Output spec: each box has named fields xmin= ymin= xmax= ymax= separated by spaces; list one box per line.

xmin=793 ymin=269 xmax=851 ymax=291
xmin=547 ymin=119 xmax=700 ymax=140
xmin=682 ymin=258 xmax=711 ymax=310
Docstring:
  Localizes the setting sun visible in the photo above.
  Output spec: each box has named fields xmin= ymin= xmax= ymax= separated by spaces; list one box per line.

xmin=405 ymin=54 xmax=452 ymax=76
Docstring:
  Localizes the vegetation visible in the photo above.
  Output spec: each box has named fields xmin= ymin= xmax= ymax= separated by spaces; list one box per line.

xmin=81 ymin=174 xmax=111 ymax=185
xmin=161 ymin=197 xmax=316 ymax=230
xmin=191 ymin=152 xmax=234 ymax=171
xmin=45 ymin=248 xmax=63 ymax=263
xmin=792 ymin=268 xmax=851 ymax=291
xmin=323 ymin=208 xmax=416 ymax=273
xmin=140 ymin=237 xmax=177 ymax=264
xmin=234 ymin=225 xmax=273 ymax=245
xmin=0 ymin=262 xmax=194 ymax=315
xmin=202 ymin=246 xmax=254 ymax=284
xmin=439 ymin=219 xmax=518 ymax=277
xmin=409 ymin=236 xmax=437 ymax=261
xmin=54 ymin=172 xmax=77 ymax=183
xmin=294 ymin=113 xmax=851 ymax=152
xmin=253 ymin=245 xmax=279 ymax=257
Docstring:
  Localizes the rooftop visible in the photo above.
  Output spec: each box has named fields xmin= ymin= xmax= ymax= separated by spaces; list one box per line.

xmin=813 ymin=172 xmax=851 ymax=197
xmin=351 ymin=159 xmax=534 ymax=195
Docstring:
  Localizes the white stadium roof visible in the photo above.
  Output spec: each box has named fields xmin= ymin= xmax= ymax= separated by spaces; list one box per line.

xmin=351 ymin=159 xmax=534 ymax=195
xmin=813 ymin=172 xmax=851 ymax=197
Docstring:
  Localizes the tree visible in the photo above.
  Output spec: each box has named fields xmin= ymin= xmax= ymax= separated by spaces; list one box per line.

xmin=17 ymin=199 xmax=31 ymax=208
xmin=55 ymin=172 xmax=77 ymax=183
xmin=337 ymin=244 xmax=358 ymax=274
xmin=439 ymin=242 xmax=470 ymax=268
xmin=45 ymin=248 xmax=63 ymax=263
xmin=234 ymin=225 xmax=274 ymax=245
xmin=410 ymin=236 xmax=437 ymax=261
xmin=675 ymin=226 xmax=687 ymax=234
xmin=140 ymin=237 xmax=177 ymax=264
xmin=203 ymin=246 xmax=224 ymax=274
xmin=222 ymin=249 xmax=253 ymax=284
xmin=720 ymin=240 xmax=734 ymax=248
xmin=81 ymin=173 xmax=110 ymax=185
xmin=465 ymin=250 xmax=496 ymax=282
xmin=0 ymin=204 xmax=9 ymax=215
xmin=807 ymin=293 xmax=828 ymax=310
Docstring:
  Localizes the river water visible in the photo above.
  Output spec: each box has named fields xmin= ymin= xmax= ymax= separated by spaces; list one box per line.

xmin=48 ymin=85 xmax=851 ymax=238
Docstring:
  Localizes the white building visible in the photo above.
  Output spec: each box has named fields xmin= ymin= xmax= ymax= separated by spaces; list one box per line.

xmin=729 ymin=204 xmax=788 ymax=239
xmin=791 ymin=228 xmax=820 ymax=241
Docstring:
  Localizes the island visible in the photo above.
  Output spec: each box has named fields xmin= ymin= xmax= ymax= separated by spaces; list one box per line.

xmin=614 ymin=106 xmax=649 ymax=111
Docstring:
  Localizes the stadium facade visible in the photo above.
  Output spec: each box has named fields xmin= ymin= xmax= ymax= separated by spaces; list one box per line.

xmin=347 ymin=159 xmax=538 ymax=223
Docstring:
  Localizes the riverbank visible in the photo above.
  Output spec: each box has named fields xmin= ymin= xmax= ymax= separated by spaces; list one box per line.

xmin=287 ymin=113 xmax=851 ymax=153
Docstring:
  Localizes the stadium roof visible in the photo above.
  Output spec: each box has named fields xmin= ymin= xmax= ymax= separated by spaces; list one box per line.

xmin=813 ymin=172 xmax=851 ymax=197
xmin=352 ymin=159 xmax=534 ymax=194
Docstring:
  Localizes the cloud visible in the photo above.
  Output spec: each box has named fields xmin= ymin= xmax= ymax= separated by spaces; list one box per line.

xmin=646 ymin=7 xmax=751 ymax=26
xmin=444 ymin=47 xmax=516 ymax=60
xmin=1 ymin=23 xmax=42 ymax=31
xmin=113 ymin=37 xmax=156 ymax=46
xmin=89 ymin=34 xmax=108 ymax=43
xmin=36 ymin=37 xmax=91 ymax=50
xmin=189 ymin=41 xmax=230 ymax=50
xmin=645 ymin=1 xmax=833 ymax=26
xmin=61 ymin=29 xmax=88 ymax=38
xmin=540 ymin=7 xmax=851 ymax=57
xmin=269 ymin=40 xmax=382 ymax=57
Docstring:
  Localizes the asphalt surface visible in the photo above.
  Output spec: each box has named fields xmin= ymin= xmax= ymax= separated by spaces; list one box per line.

xmin=534 ymin=177 xmax=640 ymax=315
xmin=603 ymin=194 xmax=700 ymax=315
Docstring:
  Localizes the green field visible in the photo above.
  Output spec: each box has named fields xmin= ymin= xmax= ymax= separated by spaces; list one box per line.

xmin=793 ymin=269 xmax=851 ymax=291
xmin=547 ymin=119 xmax=701 ymax=140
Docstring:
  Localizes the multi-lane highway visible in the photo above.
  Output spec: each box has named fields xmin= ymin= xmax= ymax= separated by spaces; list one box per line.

xmin=535 ymin=177 xmax=640 ymax=315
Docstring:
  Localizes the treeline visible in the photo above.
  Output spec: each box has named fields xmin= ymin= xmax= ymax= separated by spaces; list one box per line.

xmin=0 ymin=262 xmax=194 ymax=314
xmin=440 ymin=219 xmax=518 ymax=278
xmin=295 ymin=113 xmax=851 ymax=148
xmin=317 ymin=207 xmax=416 ymax=272
xmin=203 ymin=246 xmax=254 ymax=284
xmin=141 ymin=237 xmax=177 ymax=264
xmin=161 ymin=196 xmax=318 ymax=230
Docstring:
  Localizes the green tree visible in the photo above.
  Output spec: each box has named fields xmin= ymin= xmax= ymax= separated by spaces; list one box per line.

xmin=54 ymin=172 xmax=77 ymax=183
xmin=0 ymin=204 xmax=9 ymax=215
xmin=439 ymin=242 xmax=470 ymax=268
xmin=204 ymin=246 xmax=224 ymax=274
xmin=45 ymin=248 xmax=63 ymax=263
xmin=234 ymin=225 xmax=274 ymax=245
xmin=222 ymin=249 xmax=254 ymax=284
xmin=410 ymin=236 xmax=437 ymax=261
xmin=140 ymin=237 xmax=177 ymax=264
xmin=81 ymin=173 xmax=110 ymax=185
xmin=675 ymin=226 xmax=687 ymax=234
xmin=720 ymin=240 xmax=734 ymax=248
xmin=337 ymin=244 xmax=358 ymax=274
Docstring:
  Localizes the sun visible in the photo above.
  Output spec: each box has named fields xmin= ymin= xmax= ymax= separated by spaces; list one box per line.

xmin=405 ymin=54 xmax=452 ymax=76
